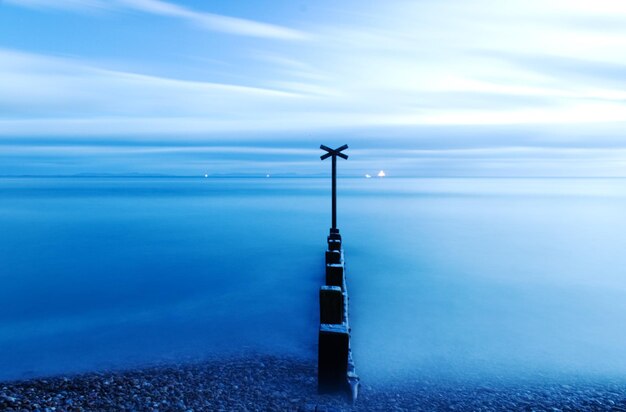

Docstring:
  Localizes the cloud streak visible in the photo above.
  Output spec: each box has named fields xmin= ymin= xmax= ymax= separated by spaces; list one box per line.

xmin=117 ymin=0 xmax=307 ymax=40
xmin=3 ymin=0 xmax=109 ymax=12
xmin=4 ymin=0 xmax=307 ymax=40
xmin=3 ymin=0 xmax=626 ymax=175
xmin=0 ymin=48 xmax=305 ymax=120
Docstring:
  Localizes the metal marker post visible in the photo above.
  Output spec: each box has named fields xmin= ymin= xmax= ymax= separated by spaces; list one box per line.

xmin=320 ymin=144 xmax=348 ymax=231
xmin=319 ymin=144 xmax=359 ymax=401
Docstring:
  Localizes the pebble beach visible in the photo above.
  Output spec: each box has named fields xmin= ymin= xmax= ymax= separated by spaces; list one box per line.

xmin=2 ymin=356 xmax=626 ymax=411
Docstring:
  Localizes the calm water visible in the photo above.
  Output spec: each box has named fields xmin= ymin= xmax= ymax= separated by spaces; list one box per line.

xmin=1 ymin=177 xmax=626 ymax=382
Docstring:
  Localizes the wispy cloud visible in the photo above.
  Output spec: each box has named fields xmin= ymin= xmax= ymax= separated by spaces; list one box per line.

xmin=0 ymin=48 xmax=304 ymax=120
xmin=3 ymin=42 xmax=626 ymax=139
xmin=4 ymin=0 xmax=110 ymax=12
xmin=4 ymin=0 xmax=307 ymax=40
xmin=117 ymin=0 xmax=307 ymax=40
xmin=3 ymin=0 xmax=626 ymax=175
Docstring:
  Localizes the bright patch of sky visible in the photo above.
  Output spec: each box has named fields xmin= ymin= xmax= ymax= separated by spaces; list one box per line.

xmin=1 ymin=0 xmax=626 ymax=176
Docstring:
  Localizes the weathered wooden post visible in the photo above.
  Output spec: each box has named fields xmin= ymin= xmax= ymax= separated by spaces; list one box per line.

xmin=318 ymin=144 xmax=359 ymax=402
xmin=319 ymin=286 xmax=343 ymax=324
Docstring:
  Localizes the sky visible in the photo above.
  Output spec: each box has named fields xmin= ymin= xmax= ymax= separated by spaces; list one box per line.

xmin=1 ymin=0 xmax=626 ymax=176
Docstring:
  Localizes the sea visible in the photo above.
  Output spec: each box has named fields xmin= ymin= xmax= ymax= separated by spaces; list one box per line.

xmin=1 ymin=177 xmax=626 ymax=382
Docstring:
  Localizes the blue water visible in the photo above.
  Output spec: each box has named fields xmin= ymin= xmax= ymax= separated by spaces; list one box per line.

xmin=1 ymin=177 xmax=626 ymax=382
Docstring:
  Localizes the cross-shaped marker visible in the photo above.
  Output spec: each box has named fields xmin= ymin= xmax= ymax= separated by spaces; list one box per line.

xmin=320 ymin=144 xmax=349 ymax=230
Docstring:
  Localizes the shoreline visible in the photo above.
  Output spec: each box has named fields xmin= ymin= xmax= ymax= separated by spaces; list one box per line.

xmin=2 ymin=356 xmax=626 ymax=411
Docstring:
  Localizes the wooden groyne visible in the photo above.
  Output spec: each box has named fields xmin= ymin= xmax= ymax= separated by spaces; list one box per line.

xmin=318 ymin=228 xmax=359 ymax=401
xmin=318 ymin=144 xmax=358 ymax=401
